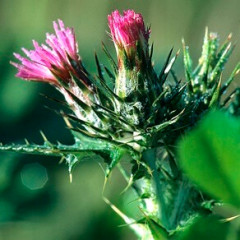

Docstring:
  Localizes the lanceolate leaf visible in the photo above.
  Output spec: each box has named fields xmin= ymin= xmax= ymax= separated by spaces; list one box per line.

xmin=221 ymin=62 xmax=240 ymax=94
xmin=158 ymin=48 xmax=173 ymax=82
xmin=145 ymin=217 xmax=168 ymax=240
xmin=182 ymin=40 xmax=193 ymax=83
xmin=209 ymin=42 xmax=233 ymax=83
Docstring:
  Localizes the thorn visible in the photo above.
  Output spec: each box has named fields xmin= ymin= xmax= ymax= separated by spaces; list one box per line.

xmin=102 ymin=196 xmax=134 ymax=226
xmin=69 ymin=172 xmax=73 ymax=183
xmin=226 ymin=42 xmax=232 ymax=51
xmin=120 ymin=174 xmax=134 ymax=195
xmin=62 ymin=112 xmax=73 ymax=128
xmin=228 ymin=33 xmax=232 ymax=41
xmin=205 ymin=26 xmax=209 ymax=36
xmin=97 ymin=162 xmax=105 ymax=175
xmin=59 ymin=156 xmax=65 ymax=164
xmin=138 ymin=206 xmax=147 ymax=217
xmin=40 ymin=130 xmax=48 ymax=142
xmin=24 ymin=138 xmax=30 ymax=145
xmin=219 ymin=73 xmax=223 ymax=84
xmin=209 ymin=32 xmax=218 ymax=39
xmin=102 ymin=176 xmax=108 ymax=195
xmin=222 ymin=214 xmax=240 ymax=223
xmin=181 ymin=38 xmax=185 ymax=45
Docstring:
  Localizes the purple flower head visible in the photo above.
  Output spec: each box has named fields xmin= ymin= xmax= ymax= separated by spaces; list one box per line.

xmin=108 ymin=10 xmax=150 ymax=52
xmin=11 ymin=19 xmax=79 ymax=85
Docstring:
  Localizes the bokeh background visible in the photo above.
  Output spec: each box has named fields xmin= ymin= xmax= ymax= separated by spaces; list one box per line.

xmin=0 ymin=0 xmax=240 ymax=239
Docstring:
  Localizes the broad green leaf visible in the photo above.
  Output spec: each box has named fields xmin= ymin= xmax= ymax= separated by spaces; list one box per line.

xmin=177 ymin=216 xmax=233 ymax=240
xmin=178 ymin=110 xmax=240 ymax=208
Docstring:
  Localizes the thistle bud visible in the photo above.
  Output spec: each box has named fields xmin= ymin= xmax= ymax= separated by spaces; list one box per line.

xmin=108 ymin=10 xmax=149 ymax=56
xmin=108 ymin=10 xmax=150 ymax=99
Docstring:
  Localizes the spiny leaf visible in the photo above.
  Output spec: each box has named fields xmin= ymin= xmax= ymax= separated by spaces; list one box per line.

xmin=105 ymin=148 xmax=125 ymax=178
xmin=149 ymin=43 xmax=154 ymax=62
xmin=170 ymin=69 xmax=179 ymax=84
xmin=146 ymin=89 xmax=168 ymax=125
xmin=94 ymin=101 xmax=138 ymax=130
xmin=209 ymin=74 xmax=222 ymax=107
xmin=146 ymin=218 xmax=168 ymax=240
xmin=209 ymin=42 xmax=233 ymax=83
xmin=214 ymin=33 xmax=232 ymax=65
xmin=147 ymin=111 xmax=184 ymax=133
xmin=209 ymin=32 xmax=219 ymax=63
xmin=161 ymin=50 xmax=180 ymax=85
xmin=95 ymin=74 xmax=122 ymax=102
xmin=197 ymin=28 xmax=210 ymax=85
xmin=182 ymin=39 xmax=193 ymax=83
xmin=159 ymin=48 xmax=173 ymax=83
xmin=40 ymin=93 xmax=68 ymax=107
xmin=139 ymin=208 xmax=168 ymax=240
xmin=221 ymin=62 xmax=240 ymax=94
xmin=103 ymin=65 xmax=115 ymax=88
xmin=64 ymin=88 xmax=92 ymax=113
xmin=95 ymin=52 xmax=104 ymax=81
xmin=72 ymin=129 xmax=119 ymax=151
xmin=0 ymin=142 xmax=83 ymax=157
xmin=70 ymin=72 xmax=94 ymax=95
xmin=63 ymin=113 xmax=108 ymax=137
xmin=222 ymin=88 xmax=239 ymax=107
xmin=102 ymin=42 xmax=117 ymax=74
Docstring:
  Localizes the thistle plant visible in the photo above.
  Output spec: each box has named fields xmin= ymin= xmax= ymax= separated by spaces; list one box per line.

xmin=1 ymin=9 xmax=240 ymax=240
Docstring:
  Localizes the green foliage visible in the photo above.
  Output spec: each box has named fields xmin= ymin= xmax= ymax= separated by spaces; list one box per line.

xmin=178 ymin=110 xmax=240 ymax=208
xmin=182 ymin=29 xmax=240 ymax=100
xmin=176 ymin=216 xmax=234 ymax=240
xmin=178 ymin=110 xmax=240 ymax=240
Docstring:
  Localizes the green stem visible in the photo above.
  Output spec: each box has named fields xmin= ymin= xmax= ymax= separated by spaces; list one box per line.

xmin=169 ymin=179 xmax=191 ymax=229
xmin=143 ymin=148 xmax=169 ymax=229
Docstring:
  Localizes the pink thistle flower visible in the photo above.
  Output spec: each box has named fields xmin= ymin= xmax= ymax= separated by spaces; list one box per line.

xmin=108 ymin=10 xmax=150 ymax=52
xmin=11 ymin=20 xmax=97 ymax=124
xmin=11 ymin=19 xmax=80 ymax=85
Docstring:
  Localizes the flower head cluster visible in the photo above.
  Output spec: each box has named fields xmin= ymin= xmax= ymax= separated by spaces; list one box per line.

xmin=108 ymin=10 xmax=150 ymax=53
xmin=12 ymin=20 xmax=79 ymax=86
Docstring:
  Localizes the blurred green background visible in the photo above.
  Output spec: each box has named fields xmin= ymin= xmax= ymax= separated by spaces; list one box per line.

xmin=0 ymin=0 xmax=240 ymax=239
